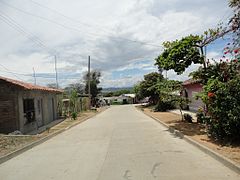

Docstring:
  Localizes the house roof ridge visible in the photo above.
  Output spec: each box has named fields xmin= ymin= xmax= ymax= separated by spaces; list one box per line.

xmin=182 ymin=78 xmax=201 ymax=85
xmin=0 ymin=76 xmax=63 ymax=93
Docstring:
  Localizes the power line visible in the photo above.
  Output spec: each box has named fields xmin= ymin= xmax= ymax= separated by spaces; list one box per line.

xmin=0 ymin=64 xmax=24 ymax=81
xmin=0 ymin=12 xmax=56 ymax=53
xmin=0 ymin=1 xmax=162 ymax=48
xmin=0 ymin=69 xmax=83 ymax=80
xmin=0 ymin=64 xmax=77 ymax=79
xmin=0 ymin=14 xmax=46 ymax=50
xmin=28 ymin=0 xmax=115 ymax=36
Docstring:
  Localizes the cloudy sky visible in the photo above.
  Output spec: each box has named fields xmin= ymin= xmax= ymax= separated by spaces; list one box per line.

xmin=0 ymin=0 xmax=233 ymax=88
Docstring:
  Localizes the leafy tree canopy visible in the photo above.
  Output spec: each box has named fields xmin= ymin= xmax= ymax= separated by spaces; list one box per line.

xmin=155 ymin=35 xmax=203 ymax=74
xmin=84 ymin=70 xmax=102 ymax=100
xmin=134 ymin=72 xmax=163 ymax=103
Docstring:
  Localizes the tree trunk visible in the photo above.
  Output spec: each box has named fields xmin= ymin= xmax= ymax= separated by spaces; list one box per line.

xmin=179 ymin=107 xmax=184 ymax=121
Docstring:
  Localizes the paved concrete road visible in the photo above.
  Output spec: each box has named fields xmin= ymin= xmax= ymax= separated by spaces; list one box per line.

xmin=0 ymin=105 xmax=239 ymax=180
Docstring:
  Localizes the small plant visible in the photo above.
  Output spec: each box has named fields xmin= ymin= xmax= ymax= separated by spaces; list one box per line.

xmin=71 ymin=112 xmax=78 ymax=120
xmin=183 ymin=113 xmax=193 ymax=123
xmin=196 ymin=107 xmax=205 ymax=123
xmin=63 ymin=111 xmax=68 ymax=118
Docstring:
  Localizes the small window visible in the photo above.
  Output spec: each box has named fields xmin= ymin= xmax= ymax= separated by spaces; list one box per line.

xmin=23 ymin=99 xmax=35 ymax=123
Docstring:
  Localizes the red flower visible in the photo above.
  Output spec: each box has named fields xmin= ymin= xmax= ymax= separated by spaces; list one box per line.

xmin=208 ymin=92 xmax=215 ymax=98
xmin=234 ymin=59 xmax=238 ymax=63
xmin=234 ymin=49 xmax=239 ymax=54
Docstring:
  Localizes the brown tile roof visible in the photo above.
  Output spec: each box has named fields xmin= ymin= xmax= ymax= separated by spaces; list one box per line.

xmin=0 ymin=76 xmax=63 ymax=93
xmin=182 ymin=79 xmax=201 ymax=86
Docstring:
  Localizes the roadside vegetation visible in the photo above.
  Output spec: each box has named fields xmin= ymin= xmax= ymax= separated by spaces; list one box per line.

xmin=135 ymin=0 xmax=240 ymax=144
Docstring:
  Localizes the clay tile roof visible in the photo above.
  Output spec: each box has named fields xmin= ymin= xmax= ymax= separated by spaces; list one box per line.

xmin=0 ymin=76 xmax=63 ymax=93
xmin=182 ymin=79 xmax=201 ymax=86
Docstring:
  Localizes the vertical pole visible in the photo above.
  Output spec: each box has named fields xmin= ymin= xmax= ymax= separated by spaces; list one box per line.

xmin=33 ymin=67 xmax=36 ymax=85
xmin=54 ymin=55 xmax=59 ymax=89
xmin=88 ymin=56 xmax=91 ymax=109
xmin=204 ymin=45 xmax=207 ymax=67
xmin=200 ymin=46 xmax=206 ymax=70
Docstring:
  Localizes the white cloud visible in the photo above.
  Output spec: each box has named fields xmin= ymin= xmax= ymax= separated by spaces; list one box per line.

xmin=0 ymin=0 xmax=232 ymax=87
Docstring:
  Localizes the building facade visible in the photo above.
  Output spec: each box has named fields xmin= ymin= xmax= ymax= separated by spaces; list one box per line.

xmin=182 ymin=79 xmax=204 ymax=112
xmin=0 ymin=76 xmax=62 ymax=134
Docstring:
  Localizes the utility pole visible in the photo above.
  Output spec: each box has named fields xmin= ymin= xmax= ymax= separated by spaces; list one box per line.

xmin=54 ymin=55 xmax=59 ymax=89
xmin=88 ymin=56 xmax=91 ymax=109
xmin=32 ymin=67 xmax=36 ymax=85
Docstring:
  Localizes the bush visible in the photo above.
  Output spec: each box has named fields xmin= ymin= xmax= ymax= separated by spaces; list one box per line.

xmin=154 ymin=99 xmax=176 ymax=112
xmin=201 ymin=78 xmax=240 ymax=142
xmin=183 ymin=113 xmax=193 ymax=123
xmin=196 ymin=108 xmax=205 ymax=123
xmin=71 ymin=112 xmax=78 ymax=120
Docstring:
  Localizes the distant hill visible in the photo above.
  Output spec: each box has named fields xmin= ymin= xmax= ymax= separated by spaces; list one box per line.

xmin=102 ymin=87 xmax=133 ymax=92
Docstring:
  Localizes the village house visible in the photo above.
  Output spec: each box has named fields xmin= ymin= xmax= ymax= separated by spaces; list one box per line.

xmin=182 ymin=79 xmax=204 ymax=112
xmin=0 ymin=76 xmax=63 ymax=134
xmin=102 ymin=93 xmax=137 ymax=105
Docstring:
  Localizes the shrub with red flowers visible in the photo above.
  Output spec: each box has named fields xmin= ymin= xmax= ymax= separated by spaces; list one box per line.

xmin=199 ymin=78 xmax=240 ymax=142
xmin=191 ymin=58 xmax=240 ymax=142
xmin=207 ymin=92 xmax=215 ymax=98
xmin=154 ymin=0 xmax=240 ymax=143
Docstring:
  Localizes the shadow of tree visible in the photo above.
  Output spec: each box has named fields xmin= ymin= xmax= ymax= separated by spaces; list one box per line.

xmin=168 ymin=120 xmax=206 ymax=136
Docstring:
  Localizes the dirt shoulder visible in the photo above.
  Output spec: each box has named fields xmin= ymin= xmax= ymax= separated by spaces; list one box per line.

xmin=0 ymin=107 xmax=108 ymax=158
xmin=139 ymin=106 xmax=240 ymax=165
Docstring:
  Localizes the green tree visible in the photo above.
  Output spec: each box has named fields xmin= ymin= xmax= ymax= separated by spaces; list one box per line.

xmin=155 ymin=27 xmax=232 ymax=75
xmin=155 ymin=35 xmax=203 ymax=74
xmin=136 ymin=72 xmax=164 ymax=104
xmin=70 ymin=89 xmax=78 ymax=112
xmin=84 ymin=70 xmax=102 ymax=106
xmin=154 ymin=79 xmax=185 ymax=114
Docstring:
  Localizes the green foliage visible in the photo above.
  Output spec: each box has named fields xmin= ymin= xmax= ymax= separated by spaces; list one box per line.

xmin=70 ymin=89 xmax=78 ymax=112
xmin=135 ymin=72 xmax=164 ymax=104
xmin=154 ymin=99 xmax=176 ymax=112
xmin=196 ymin=108 xmax=205 ymax=123
xmin=71 ymin=112 xmax=78 ymax=120
xmin=156 ymin=79 xmax=182 ymax=95
xmin=200 ymin=77 xmax=240 ymax=142
xmin=183 ymin=113 xmax=193 ymax=123
xmin=154 ymin=79 xmax=186 ymax=113
xmin=190 ymin=61 xmax=240 ymax=85
xmin=84 ymin=70 xmax=102 ymax=106
xmin=155 ymin=35 xmax=203 ymax=74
